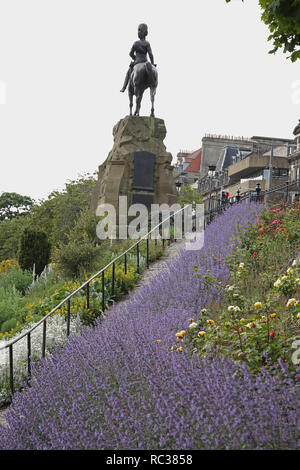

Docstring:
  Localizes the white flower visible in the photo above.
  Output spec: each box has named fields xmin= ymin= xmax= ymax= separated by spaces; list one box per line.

xmin=0 ymin=314 xmax=83 ymax=406
xmin=292 ymin=260 xmax=297 ymax=266
xmin=228 ymin=305 xmax=240 ymax=312
xmin=189 ymin=322 xmax=198 ymax=329
xmin=274 ymin=279 xmax=281 ymax=288
xmin=226 ymin=285 xmax=235 ymax=291
xmin=287 ymin=267 xmax=294 ymax=274
xmin=238 ymin=263 xmax=245 ymax=269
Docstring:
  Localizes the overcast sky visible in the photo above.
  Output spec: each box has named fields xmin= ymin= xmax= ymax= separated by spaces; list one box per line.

xmin=0 ymin=0 xmax=299 ymax=201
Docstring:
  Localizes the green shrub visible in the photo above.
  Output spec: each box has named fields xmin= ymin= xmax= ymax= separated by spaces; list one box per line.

xmin=1 ymin=318 xmax=17 ymax=334
xmin=53 ymin=238 xmax=101 ymax=278
xmin=0 ymin=267 xmax=33 ymax=295
xmin=0 ymin=287 xmax=22 ymax=328
xmin=18 ymin=229 xmax=51 ymax=276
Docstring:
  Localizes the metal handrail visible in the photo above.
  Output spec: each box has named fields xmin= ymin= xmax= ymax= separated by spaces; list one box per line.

xmin=203 ymin=178 xmax=300 ymax=224
xmin=0 ymin=205 xmax=189 ymax=395
xmin=264 ymin=178 xmax=300 ymax=195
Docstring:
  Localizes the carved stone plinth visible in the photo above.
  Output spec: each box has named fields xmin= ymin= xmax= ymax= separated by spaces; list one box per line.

xmin=91 ymin=116 xmax=177 ymax=219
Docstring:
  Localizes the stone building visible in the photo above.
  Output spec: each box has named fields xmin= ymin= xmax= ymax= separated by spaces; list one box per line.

xmin=198 ymin=134 xmax=294 ymax=209
xmin=287 ymin=119 xmax=300 ymax=202
xmin=289 ymin=119 xmax=300 ymax=182
xmin=174 ymin=149 xmax=202 ymax=188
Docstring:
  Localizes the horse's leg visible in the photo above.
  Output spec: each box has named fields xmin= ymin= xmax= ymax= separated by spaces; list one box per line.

xmin=150 ymin=87 xmax=156 ymax=117
xmin=134 ymin=89 xmax=143 ymax=116
xmin=129 ymin=89 xmax=133 ymax=116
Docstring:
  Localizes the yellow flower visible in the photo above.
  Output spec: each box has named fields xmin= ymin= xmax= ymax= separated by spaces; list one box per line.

xmin=175 ymin=330 xmax=186 ymax=340
xmin=254 ymin=302 xmax=262 ymax=309
xmin=189 ymin=318 xmax=195 ymax=323
xmin=286 ymin=298 xmax=297 ymax=308
xmin=240 ymin=318 xmax=246 ymax=322
xmin=198 ymin=331 xmax=206 ymax=337
xmin=156 ymin=339 xmax=161 ymax=343
xmin=207 ymin=319 xmax=215 ymax=326
xmin=177 ymin=347 xmax=183 ymax=352
xmin=297 ymin=313 xmax=300 ymax=319
xmin=270 ymin=313 xmax=277 ymax=318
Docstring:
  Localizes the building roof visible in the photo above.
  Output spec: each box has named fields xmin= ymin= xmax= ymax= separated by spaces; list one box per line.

xmin=185 ymin=149 xmax=202 ymax=172
xmin=217 ymin=146 xmax=251 ymax=171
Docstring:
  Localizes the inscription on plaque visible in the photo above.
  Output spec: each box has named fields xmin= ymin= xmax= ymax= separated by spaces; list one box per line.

xmin=132 ymin=151 xmax=156 ymax=191
xmin=131 ymin=193 xmax=153 ymax=212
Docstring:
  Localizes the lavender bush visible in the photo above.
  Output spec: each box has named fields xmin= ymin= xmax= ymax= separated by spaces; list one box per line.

xmin=0 ymin=201 xmax=298 ymax=449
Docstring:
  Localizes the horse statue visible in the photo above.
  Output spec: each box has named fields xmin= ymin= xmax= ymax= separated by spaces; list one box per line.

xmin=129 ymin=62 xmax=158 ymax=117
xmin=120 ymin=23 xmax=158 ymax=117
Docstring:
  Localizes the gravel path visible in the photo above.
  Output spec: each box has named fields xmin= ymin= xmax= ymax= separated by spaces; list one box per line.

xmin=104 ymin=238 xmax=186 ymax=314
xmin=0 ymin=406 xmax=8 ymax=428
xmin=0 ymin=238 xmax=187 ymax=428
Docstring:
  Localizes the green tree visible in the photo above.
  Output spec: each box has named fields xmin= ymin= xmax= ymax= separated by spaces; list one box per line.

xmin=53 ymin=209 xmax=103 ymax=278
xmin=0 ymin=192 xmax=34 ymax=221
xmin=177 ymin=185 xmax=203 ymax=207
xmin=18 ymin=229 xmax=51 ymax=276
xmin=0 ymin=215 xmax=30 ymax=261
xmin=30 ymin=173 xmax=97 ymax=246
xmin=226 ymin=0 xmax=300 ymax=62
xmin=0 ymin=173 xmax=97 ymax=263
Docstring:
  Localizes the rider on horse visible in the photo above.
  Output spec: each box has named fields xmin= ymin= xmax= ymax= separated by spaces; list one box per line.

xmin=120 ymin=23 xmax=155 ymax=93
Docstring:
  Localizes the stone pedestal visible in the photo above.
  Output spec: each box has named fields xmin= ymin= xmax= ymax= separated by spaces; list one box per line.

xmin=91 ymin=116 xmax=177 ymax=220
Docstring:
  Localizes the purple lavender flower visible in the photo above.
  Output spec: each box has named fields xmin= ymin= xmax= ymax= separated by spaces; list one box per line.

xmin=0 ymin=202 xmax=298 ymax=450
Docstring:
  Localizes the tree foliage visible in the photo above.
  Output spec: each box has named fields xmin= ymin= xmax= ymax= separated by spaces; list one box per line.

xmin=0 ymin=216 xmax=30 ymax=261
xmin=226 ymin=0 xmax=300 ymax=62
xmin=30 ymin=173 xmax=97 ymax=246
xmin=0 ymin=174 xmax=97 ymax=263
xmin=18 ymin=228 xmax=51 ymax=277
xmin=177 ymin=185 xmax=203 ymax=207
xmin=0 ymin=192 xmax=34 ymax=221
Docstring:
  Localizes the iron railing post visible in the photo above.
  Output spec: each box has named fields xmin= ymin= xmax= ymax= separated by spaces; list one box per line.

xmin=42 ymin=320 xmax=47 ymax=358
xmin=9 ymin=344 xmax=14 ymax=396
xmin=146 ymin=237 xmax=149 ymax=268
xmin=102 ymin=271 xmax=105 ymax=312
xmin=86 ymin=282 xmax=90 ymax=310
xmin=137 ymin=243 xmax=140 ymax=274
xmin=67 ymin=299 xmax=71 ymax=336
xmin=112 ymin=263 xmax=115 ymax=297
xmin=27 ymin=332 xmax=31 ymax=380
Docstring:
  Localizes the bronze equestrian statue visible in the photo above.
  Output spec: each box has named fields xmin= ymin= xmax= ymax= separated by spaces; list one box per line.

xmin=120 ymin=24 xmax=158 ymax=117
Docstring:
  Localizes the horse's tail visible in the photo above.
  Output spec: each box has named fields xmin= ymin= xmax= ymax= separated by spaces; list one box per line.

xmin=145 ymin=62 xmax=157 ymax=88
